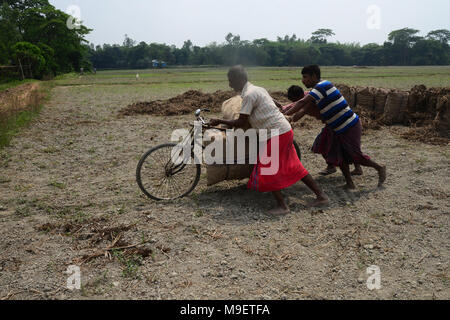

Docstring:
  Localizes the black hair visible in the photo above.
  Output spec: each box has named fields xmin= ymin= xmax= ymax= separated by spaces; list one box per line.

xmin=301 ymin=65 xmax=321 ymax=79
xmin=287 ymin=85 xmax=304 ymax=102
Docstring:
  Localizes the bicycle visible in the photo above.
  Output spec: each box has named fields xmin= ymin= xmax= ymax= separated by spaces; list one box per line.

xmin=136 ymin=108 xmax=302 ymax=201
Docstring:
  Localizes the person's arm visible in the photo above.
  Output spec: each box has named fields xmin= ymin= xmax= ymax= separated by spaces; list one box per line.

xmin=284 ymin=94 xmax=316 ymax=115
xmin=280 ymin=102 xmax=295 ymax=113
xmin=209 ymin=114 xmax=249 ymax=128
xmin=291 ymin=100 xmax=317 ymax=122
xmin=273 ymin=99 xmax=282 ymax=109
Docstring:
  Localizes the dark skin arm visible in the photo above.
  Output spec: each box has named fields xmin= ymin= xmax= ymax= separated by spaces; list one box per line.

xmin=283 ymin=94 xmax=316 ymax=115
xmin=291 ymin=100 xmax=317 ymax=122
xmin=209 ymin=114 xmax=249 ymax=128
xmin=273 ymin=99 xmax=282 ymax=109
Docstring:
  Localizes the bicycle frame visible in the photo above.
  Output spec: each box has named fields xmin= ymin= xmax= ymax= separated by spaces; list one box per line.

xmin=164 ymin=112 xmax=212 ymax=175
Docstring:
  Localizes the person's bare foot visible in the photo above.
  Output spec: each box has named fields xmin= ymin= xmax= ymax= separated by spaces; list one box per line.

xmin=268 ymin=206 xmax=290 ymax=216
xmin=378 ymin=166 xmax=387 ymax=187
xmin=307 ymin=196 xmax=329 ymax=208
xmin=351 ymin=168 xmax=363 ymax=176
xmin=342 ymin=183 xmax=356 ymax=190
xmin=319 ymin=166 xmax=337 ymax=176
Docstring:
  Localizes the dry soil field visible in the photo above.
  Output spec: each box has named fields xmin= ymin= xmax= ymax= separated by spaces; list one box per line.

xmin=0 ymin=67 xmax=449 ymax=300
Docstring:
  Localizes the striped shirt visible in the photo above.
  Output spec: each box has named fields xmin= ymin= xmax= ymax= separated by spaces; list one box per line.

xmin=309 ymin=80 xmax=359 ymax=134
xmin=240 ymin=82 xmax=292 ymax=140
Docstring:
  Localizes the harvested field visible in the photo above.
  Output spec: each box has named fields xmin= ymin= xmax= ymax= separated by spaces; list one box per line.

xmin=119 ymin=90 xmax=289 ymax=117
xmin=0 ymin=67 xmax=449 ymax=300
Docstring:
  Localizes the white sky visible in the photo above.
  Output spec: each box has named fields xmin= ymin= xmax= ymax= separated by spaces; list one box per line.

xmin=50 ymin=0 xmax=450 ymax=47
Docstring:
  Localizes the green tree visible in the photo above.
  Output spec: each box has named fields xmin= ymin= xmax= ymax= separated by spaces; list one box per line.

xmin=1 ymin=0 xmax=92 ymax=77
xmin=11 ymin=41 xmax=45 ymax=78
xmin=86 ymin=27 xmax=450 ymax=68
xmin=310 ymin=29 xmax=335 ymax=44
xmin=387 ymin=28 xmax=422 ymax=65
xmin=123 ymin=34 xmax=136 ymax=48
xmin=426 ymin=29 xmax=450 ymax=44
xmin=412 ymin=39 xmax=449 ymax=65
xmin=37 ymin=42 xmax=56 ymax=75
xmin=360 ymin=43 xmax=384 ymax=66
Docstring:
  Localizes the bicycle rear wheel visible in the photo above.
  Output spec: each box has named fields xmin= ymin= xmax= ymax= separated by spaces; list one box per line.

xmin=136 ymin=143 xmax=201 ymax=200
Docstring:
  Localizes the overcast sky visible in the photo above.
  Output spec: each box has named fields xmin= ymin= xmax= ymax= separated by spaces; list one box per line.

xmin=49 ymin=0 xmax=450 ymax=48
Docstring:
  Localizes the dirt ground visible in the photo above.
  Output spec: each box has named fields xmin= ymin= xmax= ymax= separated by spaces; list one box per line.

xmin=0 ymin=83 xmax=40 ymax=111
xmin=119 ymin=90 xmax=289 ymax=117
xmin=0 ymin=85 xmax=449 ymax=300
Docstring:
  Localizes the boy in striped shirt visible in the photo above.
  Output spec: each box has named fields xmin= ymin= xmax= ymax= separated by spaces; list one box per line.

xmin=284 ymin=65 xmax=386 ymax=189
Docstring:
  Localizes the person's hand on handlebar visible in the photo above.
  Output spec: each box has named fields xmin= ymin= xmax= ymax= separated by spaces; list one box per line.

xmin=208 ymin=118 xmax=222 ymax=127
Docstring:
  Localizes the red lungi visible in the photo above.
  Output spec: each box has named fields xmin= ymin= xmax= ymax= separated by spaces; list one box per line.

xmin=248 ymin=129 xmax=309 ymax=192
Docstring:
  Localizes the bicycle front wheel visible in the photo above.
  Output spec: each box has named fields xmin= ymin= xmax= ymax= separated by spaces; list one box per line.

xmin=136 ymin=143 xmax=201 ymax=201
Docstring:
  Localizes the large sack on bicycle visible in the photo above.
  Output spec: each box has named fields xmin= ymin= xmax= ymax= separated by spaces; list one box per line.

xmin=206 ymin=164 xmax=254 ymax=186
xmin=206 ymin=96 xmax=255 ymax=186
xmin=204 ymin=129 xmax=256 ymax=186
xmin=221 ymin=95 xmax=242 ymax=120
xmin=221 ymin=95 xmax=252 ymax=130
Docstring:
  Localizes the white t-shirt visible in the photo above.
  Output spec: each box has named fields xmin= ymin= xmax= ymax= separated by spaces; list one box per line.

xmin=239 ymin=82 xmax=292 ymax=140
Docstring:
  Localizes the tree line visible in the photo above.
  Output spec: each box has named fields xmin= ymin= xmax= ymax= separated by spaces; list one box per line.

xmin=89 ymin=28 xmax=450 ymax=69
xmin=1 ymin=0 xmax=449 ymax=81
xmin=0 ymin=0 xmax=91 ymax=80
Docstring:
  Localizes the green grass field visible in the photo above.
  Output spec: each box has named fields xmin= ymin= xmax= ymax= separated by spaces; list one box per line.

xmin=52 ymin=66 xmax=450 ymax=92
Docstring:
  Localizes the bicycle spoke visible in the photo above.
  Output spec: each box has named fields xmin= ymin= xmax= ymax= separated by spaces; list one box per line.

xmin=137 ymin=144 xmax=199 ymax=200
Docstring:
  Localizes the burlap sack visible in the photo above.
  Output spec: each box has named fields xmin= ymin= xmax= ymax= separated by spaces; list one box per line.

xmin=221 ymin=95 xmax=242 ymax=120
xmin=206 ymin=96 xmax=256 ymax=186
xmin=382 ymin=91 xmax=409 ymax=125
xmin=373 ymin=88 xmax=389 ymax=115
xmin=407 ymin=85 xmax=428 ymax=114
xmin=220 ymin=95 xmax=251 ymax=130
xmin=356 ymin=87 xmax=375 ymax=111
xmin=204 ymin=129 xmax=256 ymax=186
xmin=206 ymin=165 xmax=228 ymax=186
xmin=206 ymin=164 xmax=254 ymax=186
xmin=433 ymin=93 xmax=450 ymax=137
xmin=336 ymin=84 xmax=356 ymax=108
